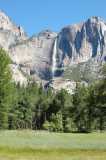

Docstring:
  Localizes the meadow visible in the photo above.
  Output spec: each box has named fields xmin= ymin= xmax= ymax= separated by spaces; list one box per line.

xmin=0 ymin=130 xmax=106 ymax=160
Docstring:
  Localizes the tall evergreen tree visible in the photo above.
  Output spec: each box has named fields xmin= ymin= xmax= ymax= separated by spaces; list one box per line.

xmin=0 ymin=49 xmax=13 ymax=129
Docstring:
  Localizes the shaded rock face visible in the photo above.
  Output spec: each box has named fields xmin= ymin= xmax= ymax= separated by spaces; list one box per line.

xmin=57 ymin=17 xmax=106 ymax=67
xmin=0 ymin=11 xmax=106 ymax=87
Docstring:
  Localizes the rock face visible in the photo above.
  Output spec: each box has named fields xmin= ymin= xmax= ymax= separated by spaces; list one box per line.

xmin=9 ymin=30 xmax=57 ymax=82
xmin=0 ymin=10 xmax=27 ymax=49
xmin=0 ymin=11 xmax=106 ymax=91
xmin=56 ymin=16 xmax=106 ymax=68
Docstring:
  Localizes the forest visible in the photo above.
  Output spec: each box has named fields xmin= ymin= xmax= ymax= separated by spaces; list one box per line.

xmin=0 ymin=48 xmax=106 ymax=132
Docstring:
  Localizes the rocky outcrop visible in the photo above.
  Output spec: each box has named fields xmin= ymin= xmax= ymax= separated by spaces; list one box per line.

xmin=0 ymin=10 xmax=27 ymax=39
xmin=49 ymin=78 xmax=77 ymax=94
xmin=9 ymin=30 xmax=57 ymax=81
xmin=0 ymin=11 xmax=105 ymax=89
xmin=56 ymin=16 xmax=106 ymax=69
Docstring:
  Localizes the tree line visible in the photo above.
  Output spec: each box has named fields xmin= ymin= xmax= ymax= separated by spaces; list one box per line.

xmin=0 ymin=48 xmax=106 ymax=132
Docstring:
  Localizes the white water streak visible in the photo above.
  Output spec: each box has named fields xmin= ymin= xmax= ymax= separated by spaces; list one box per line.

xmin=52 ymin=38 xmax=57 ymax=77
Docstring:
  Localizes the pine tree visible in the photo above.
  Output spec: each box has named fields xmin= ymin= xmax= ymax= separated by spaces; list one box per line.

xmin=0 ymin=49 xmax=13 ymax=129
xmin=72 ymin=84 xmax=89 ymax=132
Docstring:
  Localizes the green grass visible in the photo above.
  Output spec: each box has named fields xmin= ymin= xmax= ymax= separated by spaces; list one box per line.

xmin=0 ymin=130 xmax=106 ymax=160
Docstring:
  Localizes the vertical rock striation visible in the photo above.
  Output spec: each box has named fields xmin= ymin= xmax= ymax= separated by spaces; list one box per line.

xmin=0 ymin=11 xmax=105 ymax=89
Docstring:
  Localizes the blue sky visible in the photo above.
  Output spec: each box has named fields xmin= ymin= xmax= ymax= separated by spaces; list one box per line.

xmin=0 ymin=0 xmax=106 ymax=36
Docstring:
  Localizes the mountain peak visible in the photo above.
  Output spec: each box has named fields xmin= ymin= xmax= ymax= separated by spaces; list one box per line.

xmin=87 ymin=16 xmax=106 ymax=24
xmin=0 ymin=10 xmax=8 ymax=18
xmin=0 ymin=10 xmax=16 ymax=31
xmin=0 ymin=10 xmax=27 ymax=40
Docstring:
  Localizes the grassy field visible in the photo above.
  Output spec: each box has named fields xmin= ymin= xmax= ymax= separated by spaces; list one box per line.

xmin=0 ymin=130 xmax=106 ymax=160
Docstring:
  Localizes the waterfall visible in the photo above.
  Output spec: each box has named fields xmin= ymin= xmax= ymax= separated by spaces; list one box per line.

xmin=52 ymin=38 xmax=57 ymax=78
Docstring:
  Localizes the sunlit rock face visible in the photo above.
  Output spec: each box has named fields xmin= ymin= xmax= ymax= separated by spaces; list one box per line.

xmin=0 ymin=10 xmax=28 ymax=84
xmin=0 ymin=11 xmax=105 ymax=88
xmin=9 ymin=30 xmax=57 ymax=81
xmin=0 ymin=10 xmax=27 ymax=40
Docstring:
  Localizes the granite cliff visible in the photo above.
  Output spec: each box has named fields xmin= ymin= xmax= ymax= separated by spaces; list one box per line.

xmin=0 ymin=11 xmax=105 ymax=92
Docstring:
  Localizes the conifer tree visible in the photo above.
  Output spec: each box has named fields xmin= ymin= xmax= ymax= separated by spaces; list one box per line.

xmin=0 ymin=49 xmax=13 ymax=129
